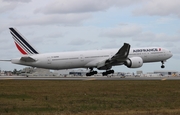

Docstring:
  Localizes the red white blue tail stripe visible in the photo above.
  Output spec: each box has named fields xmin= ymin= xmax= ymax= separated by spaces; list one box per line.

xmin=9 ymin=28 xmax=39 ymax=55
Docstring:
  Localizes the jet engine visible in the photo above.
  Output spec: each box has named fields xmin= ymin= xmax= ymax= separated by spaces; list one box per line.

xmin=125 ymin=57 xmax=143 ymax=68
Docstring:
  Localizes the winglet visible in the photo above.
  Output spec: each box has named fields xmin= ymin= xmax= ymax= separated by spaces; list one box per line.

xmin=9 ymin=27 xmax=39 ymax=55
xmin=114 ymin=43 xmax=131 ymax=59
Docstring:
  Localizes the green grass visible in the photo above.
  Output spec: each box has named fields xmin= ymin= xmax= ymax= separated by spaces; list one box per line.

xmin=0 ymin=80 xmax=180 ymax=114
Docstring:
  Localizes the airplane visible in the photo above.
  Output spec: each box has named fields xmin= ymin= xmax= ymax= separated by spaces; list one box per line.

xmin=0 ymin=28 xmax=173 ymax=76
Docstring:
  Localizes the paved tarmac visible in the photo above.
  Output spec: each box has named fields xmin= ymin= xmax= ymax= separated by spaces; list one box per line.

xmin=0 ymin=76 xmax=180 ymax=80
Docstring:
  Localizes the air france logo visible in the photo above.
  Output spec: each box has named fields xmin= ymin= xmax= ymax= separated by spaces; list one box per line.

xmin=133 ymin=48 xmax=159 ymax=52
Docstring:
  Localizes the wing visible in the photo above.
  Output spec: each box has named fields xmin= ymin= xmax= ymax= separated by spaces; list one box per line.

xmin=0 ymin=56 xmax=36 ymax=62
xmin=20 ymin=56 xmax=36 ymax=62
xmin=97 ymin=43 xmax=130 ymax=70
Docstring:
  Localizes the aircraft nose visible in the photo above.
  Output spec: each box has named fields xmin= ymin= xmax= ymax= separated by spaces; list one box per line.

xmin=169 ymin=51 xmax=173 ymax=58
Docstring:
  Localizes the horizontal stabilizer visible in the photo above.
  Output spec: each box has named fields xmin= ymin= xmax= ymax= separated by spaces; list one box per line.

xmin=0 ymin=60 xmax=11 ymax=61
xmin=20 ymin=56 xmax=36 ymax=62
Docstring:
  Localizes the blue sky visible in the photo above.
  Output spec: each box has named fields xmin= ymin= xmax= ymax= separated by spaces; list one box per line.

xmin=0 ymin=0 xmax=180 ymax=73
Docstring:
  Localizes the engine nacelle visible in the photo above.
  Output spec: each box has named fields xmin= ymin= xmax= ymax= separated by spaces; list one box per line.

xmin=125 ymin=57 xmax=143 ymax=68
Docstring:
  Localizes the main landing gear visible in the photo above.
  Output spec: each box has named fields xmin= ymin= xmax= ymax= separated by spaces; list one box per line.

xmin=102 ymin=70 xmax=114 ymax=76
xmin=161 ymin=61 xmax=165 ymax=68
xmin=86 ymin=68 xmax=97 ymax=76
xmin=86 ymin=68 xmax=115 ymax=76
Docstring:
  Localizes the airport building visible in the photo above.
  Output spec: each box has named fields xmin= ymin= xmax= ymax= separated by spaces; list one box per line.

xmin=154 ymin=70 xmax=179 ymax=77
xmin=0 ymin=67 xmax=180 ymax=77
xmin=19 ymin=67 xmax=55 ymax=77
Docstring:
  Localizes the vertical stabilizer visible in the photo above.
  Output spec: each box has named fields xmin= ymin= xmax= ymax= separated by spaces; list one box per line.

xmin=9 ymin=28 xmax=39 ymax=55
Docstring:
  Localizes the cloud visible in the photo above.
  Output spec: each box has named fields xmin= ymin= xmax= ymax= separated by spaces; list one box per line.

xmin=46 ymin=32 xmax=64 ymax=38
xmin=100 ymin=24 xmax=142 ymax=38
xmin=0 ymin=0 xmax=32 ymax=13
xmin=101 ymin=39 xmax=124 ymax=49
xmin=133 ymin=32 xmax=180 ymax=42
xmin=133 ymin=0 xmax=180 ymax=17
xmin=0 ymin=2 xmax=17 ymax=13
xmin=11 ymin=13 xmax=92 ymax=26
xmin=3 ymin=0 xmax=31 ymax=3
xmin=0 ymin=24 xmax=8 ymax=33
xmin=155 ymin=17 xmax=176 ymax=24
xmin=68 ymin=38 xmax=95 ymax=46
xmin=35 ymin=0 xmax=143 ymax=14
xmin=164 ymin=43 xmax=174 ymax=47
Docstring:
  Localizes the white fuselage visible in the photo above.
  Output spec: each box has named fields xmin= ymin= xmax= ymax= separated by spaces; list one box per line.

xmin=11 ymin=47 xmax=172 ymax=70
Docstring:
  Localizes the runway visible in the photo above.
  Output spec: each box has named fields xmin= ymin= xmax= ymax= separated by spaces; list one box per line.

xmin=0 ymin=76 xmax=180 ymax=80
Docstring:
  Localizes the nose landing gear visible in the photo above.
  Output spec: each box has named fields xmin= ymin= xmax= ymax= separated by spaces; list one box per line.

xmin=161 ymin=61 xmax=165 ymax=68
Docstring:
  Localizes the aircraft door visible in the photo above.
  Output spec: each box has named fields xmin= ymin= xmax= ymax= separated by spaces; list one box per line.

xmin=80 ymin=54 xmax=84 ymax=62
xmin=47 ymin=57 xmax=51 ymax=64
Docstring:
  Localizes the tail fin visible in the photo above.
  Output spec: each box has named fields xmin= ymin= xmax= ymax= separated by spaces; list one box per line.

xmin=9 ymin=28 xmax=39 ymax=55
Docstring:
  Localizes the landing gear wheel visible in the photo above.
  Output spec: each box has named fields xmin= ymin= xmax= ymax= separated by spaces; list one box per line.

xmin=102 ymin=72 xmax=107 ymax=76
xmin=110 ymin=70 xmax=114 ymax=74
xmin=102 ymin=70 xmax=114 ymax=76
xmin=161 ymin=65 xmax=165 ymax=68
xmin=86 ymin=73 xmax=91 ymax=76
xmin=93 ymin=71 xmax=98 ymax=74
xmin=86 ymin=68 xmax=98 ymax=76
